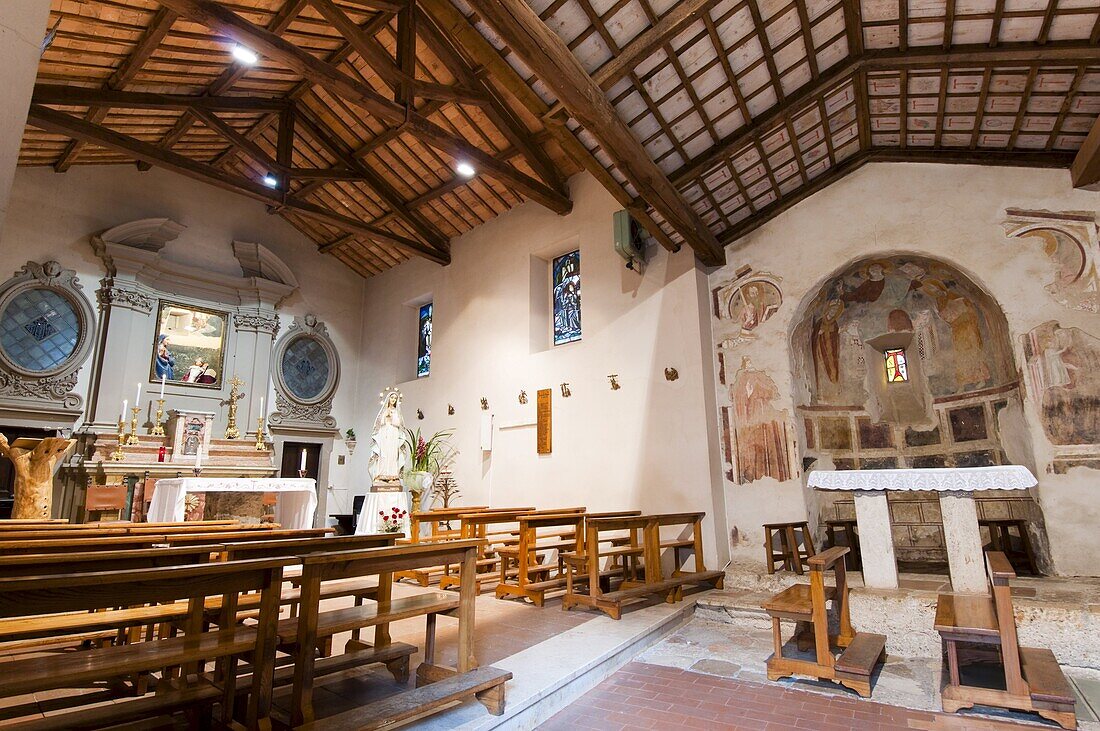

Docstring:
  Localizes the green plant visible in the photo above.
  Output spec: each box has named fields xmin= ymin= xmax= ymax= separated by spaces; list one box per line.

xmin=345 ymin=428 xmax=356 ymax=440
xmin=402 ymin=426 xmax=454 ymax=477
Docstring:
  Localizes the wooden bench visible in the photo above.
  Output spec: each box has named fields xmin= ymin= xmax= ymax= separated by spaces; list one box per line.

xmin=495 ymin=512 xmax=584 ymax=605
xmin=279 ymin=539 xmax=511 ymax=727
xmin=394 ymin=505 xmax=493 ymax=585
xmin=164 ymin=527 xmax=333 ymax=547
xmin=934 ymin=551 xmax=1075 ymax=728
xmin=563 ymin=512 xmax=723 ymax=619
xmin=0 ymin=523 xmax=273 ymax=541
xmin=762 ymin=546 xmax=886 ymax=697
xmin=0 ymin=557 xmax=291 ymax=729
xmin=0 ymin=535 xmax=169 ymax=555
xmin=764 ymin=521 xmax=816 ymax=574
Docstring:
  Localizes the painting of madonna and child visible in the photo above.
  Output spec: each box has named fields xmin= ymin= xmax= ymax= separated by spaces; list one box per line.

xmin=151 ymin=303 xmax=228 ymax=389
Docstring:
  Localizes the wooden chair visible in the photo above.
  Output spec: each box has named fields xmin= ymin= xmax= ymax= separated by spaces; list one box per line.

xmin=764 ymin=521 xmax=816 ymax=574
xmin=934 ymin=551 xmax=1075 ymax=729
xmin=495 ymin=512 xmax=584 ymax=606
xmin=83 ymin=483 xmax=128 ymax=523
xmin=824 ymin=519 xmax=861 ymax=571
xmin=280 ymin=539 xmax=511 ymax=728
xmin=0 ymin=557 xmax=291 ymax=729
xmin=563 ymin=512 xmax=724 ymax=620
xmin=761 ymin=546 xmax=886 ymax=697
xmin=979 ymin=519 xmax=1039 ymax=576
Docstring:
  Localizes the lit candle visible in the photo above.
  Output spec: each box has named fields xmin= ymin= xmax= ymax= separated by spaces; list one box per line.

xmin=135 ymin=382 xmax=142 ymax=409
xmin=121 ymin=399 xmax=127 ymax=420
xmin=299 ymin=448 xmax=307 ymax=472
xmin=159 ymin=374 xmax=166 ymax=399
xmin=259 ymin=396 xmax=264 ymax=415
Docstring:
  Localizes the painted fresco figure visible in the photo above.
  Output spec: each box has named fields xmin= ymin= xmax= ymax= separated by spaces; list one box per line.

xmin=729 ymin=357 xmax=793 ymax=484
xmin=811 ymin=299 xmax=844 ymax=391
xmin=922 ymin=279 xmax=990 ymax=390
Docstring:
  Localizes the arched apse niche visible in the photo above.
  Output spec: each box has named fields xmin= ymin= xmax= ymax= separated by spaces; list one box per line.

xmin=789 ymin=254 xmax=1050 ymax=570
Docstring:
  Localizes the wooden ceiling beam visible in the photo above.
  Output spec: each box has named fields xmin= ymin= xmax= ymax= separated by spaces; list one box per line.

xmin=55 ymin=6 xmax=179 ymax=172
xmin=1070 ymin=114 xmax=1100 ymax=190
xmin=421 ymin=0 xmax=677 ymax=253
xmin=292 ymin=106 xmax=450 ymax=251
xmin=26 ymin=104 xmax=448 ymax=265
xmin=190 ymin=107 xmax=281 ymax=172
xmin=463 ymin=0 xmax=723 ymax=265
xmin=32 ymin=85 xmax=289 ymax=111
xmin=544 ymin=0 xmax=719 ymax=120
xmin=307 ymin=0 xmax=486 ymax=106
xmin=415 ymin=6 xmax=565 ymax=193
xmin=157 ymin=0 xmax=572 ymax=215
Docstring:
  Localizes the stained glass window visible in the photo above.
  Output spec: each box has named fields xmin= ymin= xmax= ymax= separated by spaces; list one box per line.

xmin=417 ymin=302 xmax=432 ymax=378
xmin=552 ymin=250 xmax=581 ymax=345
xmin=281 ymin=336 xmax=330 ymax=400
xmin=885 ymin=348 xmax=909 ymax=383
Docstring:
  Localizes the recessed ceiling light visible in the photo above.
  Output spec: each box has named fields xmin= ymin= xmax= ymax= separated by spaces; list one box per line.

xmin=262 ymin=174 xmax=279 ymax=188
xmin=455 ymin=162 xmax=476 ymax=178
xmin=231 ymin=45 xmax=259 ymax=65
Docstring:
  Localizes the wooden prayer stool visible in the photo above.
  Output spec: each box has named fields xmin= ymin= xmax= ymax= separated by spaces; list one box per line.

xmin=764 ymin=521 xmax=816 ymax=574
xmin=83 ymin=483 xmax=129 ymax=523
xmin=394 ymin=505 xmax=490 ymax=586
xmin=824 ymin=519 xmax=861 ymax=571
xmin=934 ymin=551 xmax=1076 ymax=729
xmin=761 ymin=546 xmax=886 ymax=697
xmin=979 ymin=519 xmax=1039 ymax=576
xmin=495 ymin=512 xmax=584 ymax=605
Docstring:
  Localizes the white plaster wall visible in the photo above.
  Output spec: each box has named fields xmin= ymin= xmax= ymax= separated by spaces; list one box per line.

xmin=354 ymin=172 xmax=729 ymax=564
xmin=0 ymin=166 xmax=367 ymax=493
xmin=708 ymin=162 xmax=1100 ymax=576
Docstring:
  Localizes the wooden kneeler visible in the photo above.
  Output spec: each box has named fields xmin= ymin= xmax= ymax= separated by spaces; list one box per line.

xmin=761 ymin=546 xmax=886 ymax=697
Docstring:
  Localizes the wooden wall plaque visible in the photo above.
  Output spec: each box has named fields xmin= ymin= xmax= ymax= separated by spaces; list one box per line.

xmin=536 ymin=388 xmax=552 ymax=454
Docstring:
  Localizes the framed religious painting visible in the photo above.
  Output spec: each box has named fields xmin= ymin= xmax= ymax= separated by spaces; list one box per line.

xmin=149 ymin=302 xmax=228 ymax=389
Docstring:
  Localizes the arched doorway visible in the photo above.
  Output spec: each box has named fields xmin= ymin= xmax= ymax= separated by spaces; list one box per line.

xmin=789 ymin=254 xmax=1048 ymax=571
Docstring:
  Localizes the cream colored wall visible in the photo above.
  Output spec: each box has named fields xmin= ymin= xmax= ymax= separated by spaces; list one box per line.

xmin=0 ymin=166 xmax=367 ymax=493
xmin=708 ymin=162 xmax=1100 ymax=576
xmin=354 ymin=172 xmax=729 ymax=564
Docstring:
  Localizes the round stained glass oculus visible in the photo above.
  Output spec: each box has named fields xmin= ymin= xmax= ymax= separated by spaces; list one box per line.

xmin=0 ymin=288 xmax=81 ymax=373
xmin=281 ymin=336 xmax=331 ymax=401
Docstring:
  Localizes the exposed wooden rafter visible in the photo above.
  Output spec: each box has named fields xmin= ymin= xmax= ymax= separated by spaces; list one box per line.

xmin=463 ymin=0 xmax=725 ymax=265
xmin=25 ymin=104 xmax=449 ymax=265
xmin=156 ymin=0 xmax=573 ymax=216
xmin=1071 ymin=114 xmax=1100 ymax=190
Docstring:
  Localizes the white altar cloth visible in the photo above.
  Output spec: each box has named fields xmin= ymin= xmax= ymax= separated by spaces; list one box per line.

xmin=355 ymin=492 xmax=411 ymax=535
xmin=808 ymin=465 xmax=1036 ymax=492
xmin=148 ymin=478 xmax=317 ymax=530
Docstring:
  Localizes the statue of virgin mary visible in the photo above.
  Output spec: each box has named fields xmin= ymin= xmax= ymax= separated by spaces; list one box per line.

xmin=369 ymin=388 xmax=408 ymax=487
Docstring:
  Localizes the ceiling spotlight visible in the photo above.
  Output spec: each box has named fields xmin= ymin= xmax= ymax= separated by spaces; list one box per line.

xmin=231 ymin=45 xmax=259 ymax=65
xmin=455 ymin=162 xmax=476 ymax=178
xmin=262 ymin=174 xmax=279 ymax=188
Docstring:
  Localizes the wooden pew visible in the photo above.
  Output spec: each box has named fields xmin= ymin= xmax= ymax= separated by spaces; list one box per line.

xmin=562 ymin=512 xmax=724 ymax=619
xmin=495 ymin=512 xmax=584 ymax=606
xmin=0 ymin=557 xmax=291 ymax=730
xmin=762 ymin=546 xmax=886 ymax=697
xmin=0 ymin=523 xmax=271 ymax=541
xmin=0 ymin=519 xmax=68 ymax=527
xmin=438 ymin=508 xmax=582 ymax=592
xmin=935 ymin=551 xmax=1076 ymax=728
xmin=394 ymin=506 xmax=492 ymax=586
xmin=165 ymin=527 xmax=333 ymax=547
xmin=0 ymin=535 xmax=169 ymax=555
xmin=286 ymin=539 xmax=511 ymax=730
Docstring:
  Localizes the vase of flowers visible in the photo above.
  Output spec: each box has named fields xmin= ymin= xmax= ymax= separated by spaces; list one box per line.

xmin=379 ymin=506 xmax=407 ymax=534
xmin=401 ymin=426 xmax=455 ymax=514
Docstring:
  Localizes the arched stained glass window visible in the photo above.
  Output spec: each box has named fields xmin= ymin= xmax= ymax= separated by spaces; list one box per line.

xmin=552 ymin=250 xmax=581 ymax=346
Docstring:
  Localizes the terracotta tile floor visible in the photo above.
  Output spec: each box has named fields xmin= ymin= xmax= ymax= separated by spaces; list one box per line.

xmin=541 ymin=662 xmax=1047 ymax=731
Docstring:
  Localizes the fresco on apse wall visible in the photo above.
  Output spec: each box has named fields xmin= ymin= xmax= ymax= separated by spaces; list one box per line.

xmin=1003 ymin=209 xmax=1100 ymax=314
xmin=712 ymin=270 xmax=783 ymax=347
xmin=724 ymin=356 xmax=799 ymax=485
xmin=791 ymin=255 xmax=1019 ymax=471
xmin=1023 ymin=321 xmax=1100 ymax=472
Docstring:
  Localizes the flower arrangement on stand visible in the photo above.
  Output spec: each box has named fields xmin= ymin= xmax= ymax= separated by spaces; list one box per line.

xmin=379 ymin=506 xmax=407 ymax=533
xmin=400 ymin=426 xmax=456 ymax=514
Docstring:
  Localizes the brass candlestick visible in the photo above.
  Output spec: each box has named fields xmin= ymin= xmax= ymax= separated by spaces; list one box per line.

xmin=254 ymin=416 xmax=268 ymax=451
xmin=151 ymin=398 xmax=166 ymax=437
xmin=110 ymin=418 xmax=126 ymax=461
xmin=127 ymin=406 xmax=140 ymax=445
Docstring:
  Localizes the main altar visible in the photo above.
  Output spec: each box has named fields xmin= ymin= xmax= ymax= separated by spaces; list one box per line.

xmin=148 ymin=477 xmax=316 ymax=529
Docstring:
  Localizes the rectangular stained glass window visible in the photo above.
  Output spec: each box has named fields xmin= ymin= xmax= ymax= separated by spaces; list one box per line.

xmin=552 ymin=250 xmax=581 ymax=345
xmin=884 ymin=348 xmax=908 ymax=383
xmin=417 ymin=302 xmax=432 ymax=378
